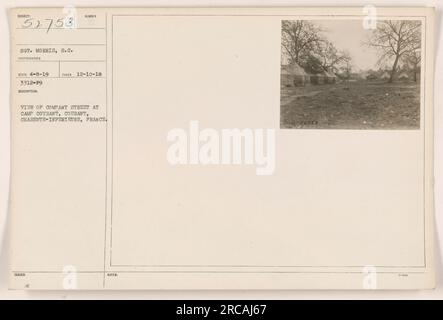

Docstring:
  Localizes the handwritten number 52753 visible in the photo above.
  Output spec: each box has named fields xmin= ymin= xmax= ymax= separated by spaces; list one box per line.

xmin=21 ymin=18 xmax=67 ymax=33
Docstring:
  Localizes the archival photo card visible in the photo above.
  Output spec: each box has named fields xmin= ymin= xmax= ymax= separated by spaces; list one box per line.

xmin=8 ymin=7 xmax=435 ymax=290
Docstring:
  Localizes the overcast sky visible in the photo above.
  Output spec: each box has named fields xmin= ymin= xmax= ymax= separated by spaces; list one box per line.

xmin=315 ymin=20 xmax=379 ymax=71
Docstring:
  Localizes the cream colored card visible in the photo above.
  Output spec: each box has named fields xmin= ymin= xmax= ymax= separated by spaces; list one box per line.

xmin=9 ymin=7 xmax=435 ymax=289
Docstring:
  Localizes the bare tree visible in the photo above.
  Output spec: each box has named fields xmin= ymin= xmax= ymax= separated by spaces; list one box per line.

xmin=404 ymin=49 xmax=421 ymax=82
xmin=367 ymin=20 xmax=421 ymax=82
xmin=316 ymin=40 xmax=351 ymax=73
xmin=281 ymin=21 xmax=324 ymax=66
xmin=338 ymin=59 xmax=353 ymax=82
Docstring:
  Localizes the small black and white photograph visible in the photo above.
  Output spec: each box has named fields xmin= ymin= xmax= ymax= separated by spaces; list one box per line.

xmin=280 ymin=20 xmax=422 ymax=129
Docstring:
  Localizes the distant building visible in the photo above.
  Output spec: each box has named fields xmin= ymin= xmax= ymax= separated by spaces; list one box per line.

xmin=414 ymin=66 xmax=421 ymax=82
xmin=323 ymin=70 xmax=337 ymax=84
xmin=281 ymin=63 xmax=337 ymax=87
xmin=380 ymin=71 xmax=390 ymax=80
xmin=397 ymin=72 xmax=410 ymax=81
xmin=281 ymin=62 xmax=310 ymax=87
xmin=366 ymin=73 xmax=378 ymax=80
xmin=309 ymin=70 xmax=337 ymax=85
xmin=309 ymin=73 xmax=325 ymax=85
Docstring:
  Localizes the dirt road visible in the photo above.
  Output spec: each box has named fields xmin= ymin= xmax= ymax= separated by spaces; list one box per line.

xmin=280 ymin=81 xmax=420 ymax=129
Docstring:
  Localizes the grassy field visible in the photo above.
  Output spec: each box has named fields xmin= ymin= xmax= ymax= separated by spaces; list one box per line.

xmin=280 ymin=80 xmax=420 ymax=129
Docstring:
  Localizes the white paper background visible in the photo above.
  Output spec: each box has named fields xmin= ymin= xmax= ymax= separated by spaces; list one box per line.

xmin=0 ymin=0 xmax=441 ymax=299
